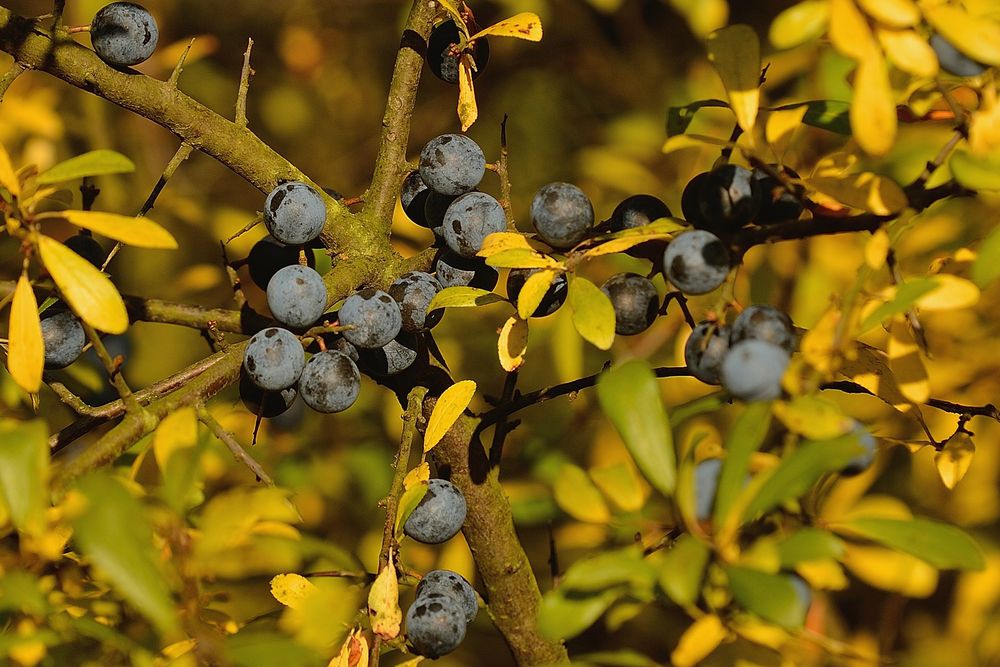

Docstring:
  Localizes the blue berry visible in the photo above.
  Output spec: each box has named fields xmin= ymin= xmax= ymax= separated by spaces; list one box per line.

xmin=389 ymin=272 xmax=443 ymax=333
xmin=356 ymin=332 xmax=419 ymax=377
xmin=401 ymin=171 xmax=431 ymax=227
xmin=297 ymin=350 xmax=361 ymax=413
xmin=752 ymin=168 xmax=803 ymax=225
xmin=243 ymin=327 xmax=305 ymax=391
xmin=415 ymin=570 xmax=478 ymax=624
xmin=90 ymin=2 xmax=158 ymax=68
xmin=404 ymin=478 xmax=467 ymax=544
xmin=506 ymin=269 xmax=567 ymax=318
xmin=64 ymin=234 xmax=106 ymax=268
xmin=609 ymin=194 xmax=671 ymax=232
xmin=41 ymin=311 xmax=86 ymax=369
xmin=663 ymin=230 xmax=731 ymax=295
xmin=600 ymin=273 xmax=659 ymax=335
xmin=264 ymin=181 xmax=326 ymax=245
xmin=246 ymin=236 xmax=316 ymax=289
xmin=266 ymin=265 xmax=328 ymax=329
xmin=842 ymin=422 xmax=877 ymax=476
xmin=443 ymin=192 xmax=507 ymax=258
xmin=239 ymin=372 xmax=297 ymax=418
xmin=684 ymin=322 xmax=730 ymax=385
xmin=530 ymin=182 xmax=594 ymax=249
xmin=339 ymin=289 xmax=402 ymax=349
xmin=405 ymin=592 xmax=467 ymax=658
xmin=419 ymin=134 xmax=485 ymax=196
xmin=427 ymin=20 xmax=490 ymax=85
xmin=931 ymin=34 xmax=987 ymax=77
xmin=731 ymin=305 xmax=795 ymax=354
xmin=698 ymin=165 xmax=761 ymax=231
xmin=681 ymin=172 xmax=710 ymax=227
xmin=434 ymin=251 xmax=499 ymax=291
xmin=720 ymin=339 xmax=790 ymax=402
xmin=694 ymin=458 xmax=723 ymax=522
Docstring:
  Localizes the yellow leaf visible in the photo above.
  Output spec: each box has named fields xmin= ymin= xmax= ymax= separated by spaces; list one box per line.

xmin=662 ymin=133 xmax=734 ymax=154
xmin=424 ymin=380 xmax=476 ymax=452
xmin=830 ymin=0 xmax=876 ymax=59
xmin=706 ymin=24 xmax=761 ymax=133
xmin=590 ymin=462 xmax=646 ymax=513
xmin=877 ymin=27 xmax=939 ymax=78
xmin=8 ymin=274 xmax=43 ymax=394
xmin=469 ymin=12 xmax=543 ymax=41
xmin=934 ymin=432 xmax=974 ymax=490
xmin=765 ymin=106 xmax=808 ymax=158
xmin=568 ymin=276 xmax=616 ymax=350
xmin=840 ymin=345 xmax=921 ymax=414
xmin=0 ymin=141 xmax=19 ymax=197
xmin=478 ymin=231 xmax=538 ymax=257
xmin=806 ymin=171 xmax=906 ymax=214
xmin=498 ymin=316 xmax=528 ymax=372
xmin=162 ymin=639 xmax=197 ymax=659
xmin=851 ymin=52 xmax=897 ymax=156
xmin=865 ymin=228 xmax=890 ymax=269
xmin=969 ymin=88 xmax=1000 ymax=155
xmin=887 ymin=318 xmax=929 ymax=404
xmin=553 ymin=464 xmax=610 ymax=523
xmin=368 ymin=558 xmax=402 ymax=640
xmin=769 ymin=0 xmax=830 ymax=50
xmin=516 ymin=269 xmax=559 ymax=319
xmin=579 ymin=218 xmax=687 ymax=258
xmin=915 ymin=274 xmax=980 ymax=311
xmin=856 ymin=0 xmax=919 ymax=28
xmin=37 ymin=235 xmax=128 ymax=334
xmin=329 ymin=628 xmax=369 ymax=667
xmin=730 ymin=618 xmax=788 ymax=651
xmin=152 ymin=407 xmax=198 ymax=470
xmin=796 ymin=559 xmax=850 ymax=590
xmin=395 ymin=480 xmax=428 ymax=538
xmin=923 ymin=4 xmax=1000 ymax=67
xmin=457 ymin=56 xmax=478 ymax=132
xmin=270 ymin=573 xmax=318 ymax=609
xmin=45 ymin=211 xmax=178 ymax=249
xmin=800 ymin=307 xmax=842 ymax=374
xmin=841 ymin=544 xmax=937 ymax=597
xmin=671 ymin=615 xmax=727 ymax=667
xmin=393 ymin=658 xmax=424 ymax=667
xmin=403 ymin=462 xmax=430 ymax=490
xmin=485 ymin=248 xmax=562 ymax=269
xmin=669 ymin=0 xmax=728 ymax=38
xmin=772 ymin=396 xmax=854 ymax=440
xmin=436 ymin=1 xmax=467 ymax=33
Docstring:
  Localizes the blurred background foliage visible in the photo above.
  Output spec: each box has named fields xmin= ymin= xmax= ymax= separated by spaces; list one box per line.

xmin=2 ymin=0 xmax=1000 ymax=665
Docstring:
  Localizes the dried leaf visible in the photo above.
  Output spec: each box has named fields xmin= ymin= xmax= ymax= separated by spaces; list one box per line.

xmin=498 ymin=316 xmax=528 ymax=371
xmin=469 ymin=12 xmax=542 ymax=41
xmin=368 ymin=559 xmax=401 ymax=640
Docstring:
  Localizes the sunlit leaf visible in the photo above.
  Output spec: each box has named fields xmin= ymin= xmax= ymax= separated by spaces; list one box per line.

xmin=8 ymin=274 xmax=43 ymax=394
xmin=537 ymin=588 xmax=619 ymax=641
xmin=950 ymin=148 xmax=1000 ymax=191
xmin=270 ymin=573 xmax=318 ymax=609
xmin=934 ymin=432 xmax=975 ymax=490
xmin=769 ymin=100 xmax=852 ymax=135
xmin=765 ymin=106 xmax=808 ymax=158
xmin=568 ymin=277 xmax=615 ymax=350
xmin=772 ymin=395 xmax=853 ymax=440
xmin=769 ymin=0 xmax=829 ymax=50
xmin=424 ymin=380 xmax=476 ymax=452
xmin=851 ymin=52 xmax=897 ymax=156
xmin=915 ymin=274 xmax=979 ymax=311
xmin=478 ymin=231 xmax=537 ymax=257
xmin=887 ymin=318 xmax=928 ymax=404
xmin=671 ymin=614 xmax=727 ymax=667
xmin=516 ymin=270 xmax=559 ymax=320
xmin=662 ymin=133 xmax=734 ymax=154
xmin=833 ymin=517 xmax=984 ymax=569
xmin=497 ymin=315 xmax=528 ymax=371
xmin=485 ymin=248 xmax=561 ymax=269
xmin=0 ymin=141 xmax=20 ymax=197
xmin=37 ymin=150 xmax=136 ymax=185
xmin=877 ymin=27 xmax=938 ymax=78
xmin=830 ymin=0 xmax=876 ymax=60
xmin=0 ymin=419 xmax=48 ymax=535
xmin=43 ymin=211 xmax=178 ymax=249
xmin=395 ymin=480 xmax=429 ymax=539
xmin=457 ymin=55 xmax=478 ymax=132
xmin=426 ymin=286 xmax=505 ymax=312
xmin=329 ymin=628 xmax=369 ymax=667
xmin=865 ymin=228 xmax=890 ymax=269
xmin=657 ymin=534 xmax=709 ymax=607
xmin=667 ymin=0 xmax=728 ymax=38
xmin=368 ymin=559 xmax=401 ymax=640
xmin=469 ymin=13 xmax=542 ymax=41
xmin=578 ymin=218 xmax=686 ymax=258
xmin=560 ymin=547 xmax=655 ymax=593
xmin=856 ymin=0 xmax=919 ymax=28
xmin=37 ymin=235 xmax=128 ymax=334
xmin=553 ymin=464 xmax=610 ymax=523
xmin=841 ymin=544 xmax=937 ymax=597
xmin=705 ymin=24 xmax=761 ymax=133
xmin=858 ymin=278 xmax=937 ymax=332
xmin=590 ymin=463 xmax=645 ymax=512
xmin=806 ymin=171 xmax=906 ymax=215
xmin=777 ymin=529 xmax=846 ymax=567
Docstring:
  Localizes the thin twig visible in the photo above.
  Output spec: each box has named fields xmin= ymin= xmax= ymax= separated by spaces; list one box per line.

xmin=46 ymin=380 xmax=98 ymax=416
xmin=0 ymin=60 xmax=28 ymax=103
xmin=169 ymin=38 xmax=196 ymax=87
xmin=235 ymin=38 xmax=254 ymax=128
xmin=196 ymin=405 xmax=273 ymax=485
xmin=495 ymin=114 xmax=514 ymax=227
xmin=80 ymin=321 xmax=141 ymax=415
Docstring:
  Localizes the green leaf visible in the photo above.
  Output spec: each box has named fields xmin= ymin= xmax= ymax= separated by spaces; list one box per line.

xmin=574 ymin=649 xmax=660 ymax=667
xmin=743 ymin=433 xmax=864 ymax=521
xmin=537 ymin=588 xmax=621 ymax=641
xmin=666 ymin=99 xmax=729 ymax=137
xmin=833 ymin=517 xmax=985 ymax=570
xmin=669 ymin=392 xmax=726 ymax=427
xmin=777 ymin=529 xmax=846 ymax=567
xmin=769 ymin=100 xmax=852 ymax=135
xmin=37 ymin=150 xmax=135 ymax=184
xmin=0 ymin=570 xmax=50 ymax=615
xmin=561 ymin=547 xmax=656 ymax=593
xmin=568 ymin=276 xmax=616 ymax=350
xmin=224 ymin=632 xmax=321 ymax=667
xmin=426 ymin=286 xmax=505 ymax=312
xmin=726 ymin=566 xmax=808 ymax=627
xmin=596 ymin=360 xmax=675 ymax=496
xmin=713 ymin=402 xmax=771 ymax=525
xmin=973 ymin=224 xmax=1000 ymax=288
xmin=0 ymin=419 xmax=48 ymax=534
xmin=71 ymin=473 xmax=179 ymax=635
xmin=859 ymin=278 xmax=938 ymax=332
xmin=950 ymin=148 xmax=1000 ymax=191
xmin=658 ymin=534 xmax=710 ymax=607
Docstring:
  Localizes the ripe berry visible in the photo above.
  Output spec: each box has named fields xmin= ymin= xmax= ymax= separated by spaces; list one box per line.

xmin=600 ymin=273 xmax=659 ymax=335
xmin=64 ymin=234 xmax=106 ymax=267
xmin=694 ymin=458 xmax=722 ymax=522
xmin=931 ymin=34 xmax=987 ymax=77
xmin=684 ymin=322 xmax=730 ymax=385
xmin=730 ymin=305 xmax=796 ymax=354
xmin=434 ymin=251 xmax=499 ymax=291
xmin=355 ymin=332 xmax=420 ymax=377
xmin=720 ymin=339 xmax=790 ymax=402
xmin=243 ymin=327 xmax=305 ymax=391
xmin=266 ymin=265 xmax=328 ymax=329
xmin=424 ymin=192 xmax=460 ymax=240
xmin=663 ymin=230 xmax=731 ymax=295
xmin=41 ymin=311 xmax=86 ymax=369
xmin=246 ymin=236 xmax=316 ymax=290
xmin=416 ymin=570 xmax=478 ymax=624
xmin=239 ymin=372 xmax=297 ymax=418
xmin=90 ymin=2 xmax=158 ymax=68
xmin=264 ymin=181 xmax=326 ymax=245
xmin=443 ymin=192 xmax=507 ymax=258
xmin=405 ymin=592 xmax=467 ymax=658
xmin=427 ymin=20 xmax=490 ymax=85
xmin=419 ymin=134 xmax=485 ymax=196
xmin=401 ymin=171 xmax=431 ymax=227
xmin=389 ymin=271 xmax=443 ymax=333
xmin=609 ymin=194 xmax=672 ymax=232
xmin=752 ymin=168 xmax=803 ymax=225
xmin=297 ymin=350 xmax=361 ymax=413
xmin=531 ymin=182 xmax=594 ymax=249
xmin=698 ymin=164 xmax=761 ymax=231
xmin=404 ymin=478 xmax=467 ymax=544
xmin=681 ymin=172 xmax=710 ymax=227
xmin=339 ymin=289 xmax=403 ymax=349
xmin=841 ymin=422 xmax=877 ymax=476
xmin=506 ymin=269 xmax=567 ymax=318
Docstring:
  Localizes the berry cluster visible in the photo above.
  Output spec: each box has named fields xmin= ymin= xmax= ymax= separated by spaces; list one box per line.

xmin=406 ymin=569 xmax=478 ymax=658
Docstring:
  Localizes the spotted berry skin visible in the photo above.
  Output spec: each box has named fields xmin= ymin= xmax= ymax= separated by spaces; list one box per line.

xmin=416 ymin=570 xmax=478 ymax=624
xmin=405 ymin=592 xmax=467 ymax=658
xmin=427 ymin=20 xmax=490 ymax=85
xmin=266 ymin=265 xmax=328 ymax=329
xmin=297 ymin=350 xmax=361 ymax=413
xmin=694 ymin=458 xmax=723 ymax=522
xmin=419 ymin=134 xmax=486 ymax=196
xmin=663 ymin=230 xmax=731 ymax=295
xmin=931 ymin=34 xmax=988 ymax=77
xmin=443 ymin=192 xmax=507 ymax=258
xmin=698 ymin=164 xmax=761 ymax=231
xmin=601 ymin=273 xmax=659 ymax=335
xmin=389 ymin=272 xmax=442 ymax=333
xmin=720 ymin=339 xmax=790 ymax=402
xmin=531 ymin=182 xmax=594 ymax=249
xmin=609 ymin=194 xmax=672 ymax=232
xmin=239 ymin=373 xmax=297 ymax=418
xmin=243 ymin=327 xmax=305 ymax=391
xmin=355 ymin=332 xmax=419 ymax=377
xmin=401 ymin=171 xmax=431 ymax=228
xmin=506 ymin=269 xmax=568 ymax=318
xmin=90 ymin=2 xmax=159 ymax=68
xmin=684 ymin=322 xmax=730 ymax=385
xmin=730 ymin=304 xmax=796 ymax=354
xmin=41 ymin=311 xmax=86 ymax=369
xmin=434 ymin=251 xmax=499 ymax=291
xmin=338 ymin=289 xmax=403 ymax=349
xmin=404 ymin=479 xmax=467 ymax=544
xmin=264 ymin=181 xmax=326 ymax=245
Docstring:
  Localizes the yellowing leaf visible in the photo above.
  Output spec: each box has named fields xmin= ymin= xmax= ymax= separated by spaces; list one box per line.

xmin=568 ymin=277 xmax=616 ymax=350
xmin=865 ymin=228 xmax=890 ymax=269
xmin=969 ymin=90 xmax=1000 ymax=155
xmin=498 ymin=316 xmax=528 ymax=372
xmin=37 ymin=150 xmax=135 ymax=185
xmin=426 ymin=286 xmax=505 ymax=312
xmin=270 ymin=573 xmax=318 ymax=609
xmin=403 ymin=462 xmax=430 ymax=490
xmin=516 ymin=269 xmax=559 ymax=319
xmin=856 ymin=0 xmax=918 ymax=28
xmin=8 ymin=274 xmax=43 ymax=394
xmin=877 ymin=27 xmax=938 ymax=78
xmin=457 ymin=56 xmax=478 ymax=132
xmin=830 ymin=0 xmax=877 ymax=59
xmin=671 ymin=615 xmax=727 ymax=667
xmin=395 ymin=480 xmax=429 ymax=538
xmin=661 ymin=133 xmax=734 ymax=154
xmin=769 ymin=0 xmax=830 ymax=50
xmin=915 ymin=274 xmax=980 ymax=311
xmin=806 ymin=171 xmax=906 ymax=214
xmin=706 ymin=24 xmax=761 ymax=133
xmin=923 ymin=4 xmax=1000 ymax=66
xmin=424 ymin=380 xmax=476 ymax=452
xmin=436 ymin=0 xmax=467 ymax=32
xmin=0 ymin=141 xmax=19 ymax=197
xmin=590 ymin=463 xmax=646 ymax=513
xmin=669 ymin=0 xmax=728 ymax=38
xmin=578 ymin=218 xmax=686 ymax=258
xmin=796 ymin=559 xmax=850 ymax=590
xmin=329 ymin=628 xmax=369 ymax=667
xmin=851 ymin=52 xmax=897 ymax=156
xmin=772 ymin=396 xmax=854 ymax=440
xmin=368 ymin=559 xmax=401 ymax=640
xmin=152 ymin=407 xmax=198 ymax=470
xmin=553 ymin=464 xmax=610 ymax=523
xmin=0 ymin=420 xmax=49 ymax=535
xmin=485 ymin=248 xmax=561 ymax=269
xmin=765 ymin=106 xmax=808 ymax=158
xmin=887 ymin=318 xmax=929 ymax=404
xmin=478 ymin=231 xmax=537 ymax=257
xmin=800 ymin=307 xmax=843 ymax=374
xmin=469 ymin=12 xmax=542 ymax=41
xmin=46 ymin=211 xmax=178 ymax=249
xmin=841 ymin=544 xmax=938 ymax=597
xmin=37 ymin=235 xmax=128 ymax=334
xmin=935 ymin=432 xmax=974 ymax=490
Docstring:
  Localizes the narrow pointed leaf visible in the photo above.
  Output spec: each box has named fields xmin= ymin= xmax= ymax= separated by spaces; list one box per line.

xmin=37 ymin=235 xmax=128 ymax=334
xmin=424 ymin=380 xmax=476 ymax=452
xmin=833 ymin=517 xmax=984 ymax=569
xmin=8 ymin=274 xmax=43 ymax=393
xmin=706 ymin=24 xmax=761 ymax=132
xmin=713 ymin=402 xmax=771 ymax=525
xmin=45 ymin=211 xmax=177 ymax=249
xmin=37 ymin=150 xmax=136 ymax=185
xmin=568 ymin=277 xmax=615 ymax=350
